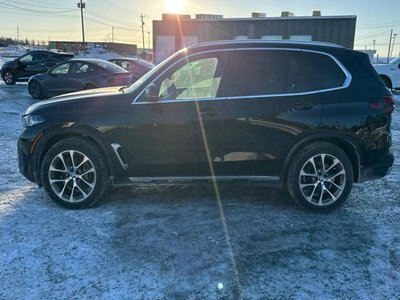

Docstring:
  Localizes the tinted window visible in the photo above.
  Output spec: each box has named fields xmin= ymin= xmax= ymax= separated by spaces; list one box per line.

xmin=74 ymin=62 xmax=94 ymax=73
xmin=95 ymin=60 xmax=126 ymax=73
xmin=51 ymin=63 xmax=71 ymax=74
xmin=158 ymin=57 xmax=222 ymax=100
xmin=226 ymin=50 xmax=346 ymax=97
xmin=33 ymin=53 xmax=47 ymax=61
xmin=303 ymin=52 xmax=347 ymax=90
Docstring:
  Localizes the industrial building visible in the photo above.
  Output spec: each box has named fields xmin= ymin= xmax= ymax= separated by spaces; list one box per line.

xmin=152 ymin=12 xmax=357 ymax=63
xmin=48 ymin=41 xmax=137 ymax=56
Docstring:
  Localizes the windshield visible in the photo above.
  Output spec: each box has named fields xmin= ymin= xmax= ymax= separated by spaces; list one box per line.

xmin=389 ymin=57 xmax=400 ymax=64
xmin=126 ymin=49 xmax=187 ymax=93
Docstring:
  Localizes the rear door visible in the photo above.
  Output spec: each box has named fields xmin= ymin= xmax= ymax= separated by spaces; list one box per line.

xmin=220 ymin=49 xmax=325 ymax=177
xmin=68 ymin=61 xmax=95 ymax=91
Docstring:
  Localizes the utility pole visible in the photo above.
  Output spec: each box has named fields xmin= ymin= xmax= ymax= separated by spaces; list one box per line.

xmin=17 ymin=25 xmax=19 ymax=41
xmin=147 ymin=31 xmax=150 ymax=51
xmin=112 ymin=26 xmax=114 ymax=43
xmin=373 ymin=40 xmax=375 ymax=50
xmin=387 ymin=29 xmax=393 ymax=63
xmin=390 ymin=33 xmax=397 ymax=59
xmin=140 ymin=14 xmax=145 ymax=53
xmin=77 ymin=0 xmax=86 ymax=54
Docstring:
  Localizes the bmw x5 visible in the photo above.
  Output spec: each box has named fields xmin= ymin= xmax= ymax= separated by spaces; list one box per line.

xmin=18 ymin=40 xmax=395 ymax=210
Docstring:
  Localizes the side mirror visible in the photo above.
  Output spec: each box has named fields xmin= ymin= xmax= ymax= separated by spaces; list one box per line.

xmin=398 ymin=63 xmax=400 ymax=69
xmin=14 ymin=58 xmax=19 ymax=63
xmin=145 ymin=83 xmax=159 ymax=102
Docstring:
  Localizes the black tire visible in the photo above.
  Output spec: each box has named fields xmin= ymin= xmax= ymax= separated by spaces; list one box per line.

xmin=28 ymin=80 xmax=44 ymax=100
xmin=41 ymin=137 xmax=109 ymax=209
xmin=3 ymin=71 xmax=15 ymax=85
xmin=287 ymin=142 xmax=353 ymax=212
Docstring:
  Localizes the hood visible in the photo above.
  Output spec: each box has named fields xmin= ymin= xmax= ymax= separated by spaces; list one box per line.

xmin=24 ymin=86 xmax=127 ymax=115
xmin=52 ymin=86 xmax=126 ymax=99
xmin=1 ymin=59 xmax=17 ymax=70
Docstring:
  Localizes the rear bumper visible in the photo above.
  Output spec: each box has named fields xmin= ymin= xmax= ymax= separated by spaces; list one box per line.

xmin=359 ymin=149 xmax=394 ymax=182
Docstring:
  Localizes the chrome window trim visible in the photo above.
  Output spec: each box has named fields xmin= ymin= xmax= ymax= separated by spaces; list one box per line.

xmin=131 ymin=48 xmax=235 ymax=104
xmin=131 ymin=47 xmax=352 ymax=105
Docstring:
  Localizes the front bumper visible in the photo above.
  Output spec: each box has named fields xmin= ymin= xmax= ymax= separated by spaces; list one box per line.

xmin=359 ymin=149 xmax=394 ymax=182
xmin=18 ymin=139 xmax=36 ymax=183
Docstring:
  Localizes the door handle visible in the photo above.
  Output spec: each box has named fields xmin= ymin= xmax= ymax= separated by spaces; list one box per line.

xmin=199 ymin=107 xmax=217 ymax=117
xmin=294 ymin=102 xmax=313 ymax=111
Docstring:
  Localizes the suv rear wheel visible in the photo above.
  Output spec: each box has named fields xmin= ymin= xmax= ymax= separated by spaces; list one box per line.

xmin=41 ymin=137 xmax=109 ymax=209
xmin=287 ymin=142 xmax=354 ymax=211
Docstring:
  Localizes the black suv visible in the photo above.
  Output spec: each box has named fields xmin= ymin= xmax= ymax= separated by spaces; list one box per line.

xmin=1 ymin=50 xmax=74 ymax=85
xmin=18 ymin=41 xmax=395 ymax=210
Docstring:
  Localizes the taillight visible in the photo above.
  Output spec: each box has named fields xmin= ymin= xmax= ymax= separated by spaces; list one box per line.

xmin=383 ymin=96 xmax=395 ymax=114
xmin=369 ymin=96 xmax=395 ymax=114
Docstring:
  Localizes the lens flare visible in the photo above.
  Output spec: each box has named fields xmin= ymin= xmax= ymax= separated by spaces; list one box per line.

xmin=164 ymin=0 xmax=184 ymax=13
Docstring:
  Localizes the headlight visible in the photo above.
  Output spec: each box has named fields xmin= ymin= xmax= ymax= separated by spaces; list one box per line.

xmin=23 ymin=115 xmax=45 ymax=127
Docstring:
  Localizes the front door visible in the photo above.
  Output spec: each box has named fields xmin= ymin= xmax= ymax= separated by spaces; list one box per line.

xmin=43 ymin=62 xmax=74 ymax=95
xmin=124 ymin=51 xmax=230 ymax=177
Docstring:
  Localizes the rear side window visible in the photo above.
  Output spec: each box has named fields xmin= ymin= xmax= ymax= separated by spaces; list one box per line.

xmin=226 ymin=50 xmax=347 ymax=97
xmin=95 ymin=60 xmax=126 ymax=73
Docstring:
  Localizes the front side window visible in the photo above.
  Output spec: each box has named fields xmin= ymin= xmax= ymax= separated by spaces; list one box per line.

xmin=19 ymin=54 xmax=33 ymax=63
xmin=158 ymin=57 xmax=221 ymax=100
xmin=51 ymin=63 xmax=71 ymax=74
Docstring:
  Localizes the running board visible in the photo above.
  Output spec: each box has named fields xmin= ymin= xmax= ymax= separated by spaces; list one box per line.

xmin=111 ymin=175 xmax=280 ymax=186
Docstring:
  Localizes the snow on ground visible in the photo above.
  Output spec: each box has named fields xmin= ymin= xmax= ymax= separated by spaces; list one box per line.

xmin=75 ymin=47 xmax=126 ymax=60
xmin=1 ymin=56 xmax=400 ymax=299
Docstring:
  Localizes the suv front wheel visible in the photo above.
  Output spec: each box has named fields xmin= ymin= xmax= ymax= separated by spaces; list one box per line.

xmin=287 ymin=142 xmax=354 ymax=211
xmin=3 ymin=71 xmax=15 ymax=85
xmin=41 ymin=137 xmax=109 ymax=209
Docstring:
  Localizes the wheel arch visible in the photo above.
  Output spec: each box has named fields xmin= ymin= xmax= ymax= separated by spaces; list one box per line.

xmin=33 ymin=126 xmax=118 ymax=186
xmin=379 ymin=74 xmax=392 ymax=89
xmin=281 ymin=132 xmax=361 ymax=186
xmin=28 ymin=79 xmax=44 ymax=98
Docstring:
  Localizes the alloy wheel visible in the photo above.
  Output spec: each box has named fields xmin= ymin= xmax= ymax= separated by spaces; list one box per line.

xmin=29 ymin=82 xmax=41 ymax=98
xmin=298 ymin=153 xmax=346 ymax=206
xmin=48 ymin=150 xmax=96 ymax=203
xmin=4 ymin=72 xmax=13 ymax=84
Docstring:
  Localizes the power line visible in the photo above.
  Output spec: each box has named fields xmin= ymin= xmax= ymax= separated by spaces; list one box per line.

xmin=85 ymin=16 xmax=141 ymax=32
xmin=355 ymin=30 xmax=392 ymax=42
xmin=86 ymin=11 xmax=137 ymax=28
xmin=0 ymin=1 xmax=76 ymax=14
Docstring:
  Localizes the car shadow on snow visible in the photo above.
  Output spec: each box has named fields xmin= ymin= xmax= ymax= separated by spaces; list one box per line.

xmin=95 ymin=184 xmax=379 ymax=298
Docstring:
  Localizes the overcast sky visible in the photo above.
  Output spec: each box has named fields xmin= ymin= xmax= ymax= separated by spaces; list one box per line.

xmin=0 ymin=0 xmax=399 ymax=56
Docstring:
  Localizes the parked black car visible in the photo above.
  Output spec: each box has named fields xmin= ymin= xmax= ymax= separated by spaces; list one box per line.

xmin=108 ymin=58 xmax=154 ymax=82
xmin=1 ymin=50 xmax=74 ymax=85
xmin=28 ymin=58 xmax=132 ymax=99
xmin=18 ymin=40 xmax=395 ymax=210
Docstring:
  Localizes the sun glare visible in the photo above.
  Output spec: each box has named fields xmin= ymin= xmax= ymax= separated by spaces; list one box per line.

xmin=164 ymin=0 xmax=185 ymax=13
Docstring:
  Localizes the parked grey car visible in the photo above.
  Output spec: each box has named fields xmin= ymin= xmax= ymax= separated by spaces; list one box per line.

xmin=28 ymin=59 xmax=132 ymax=99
